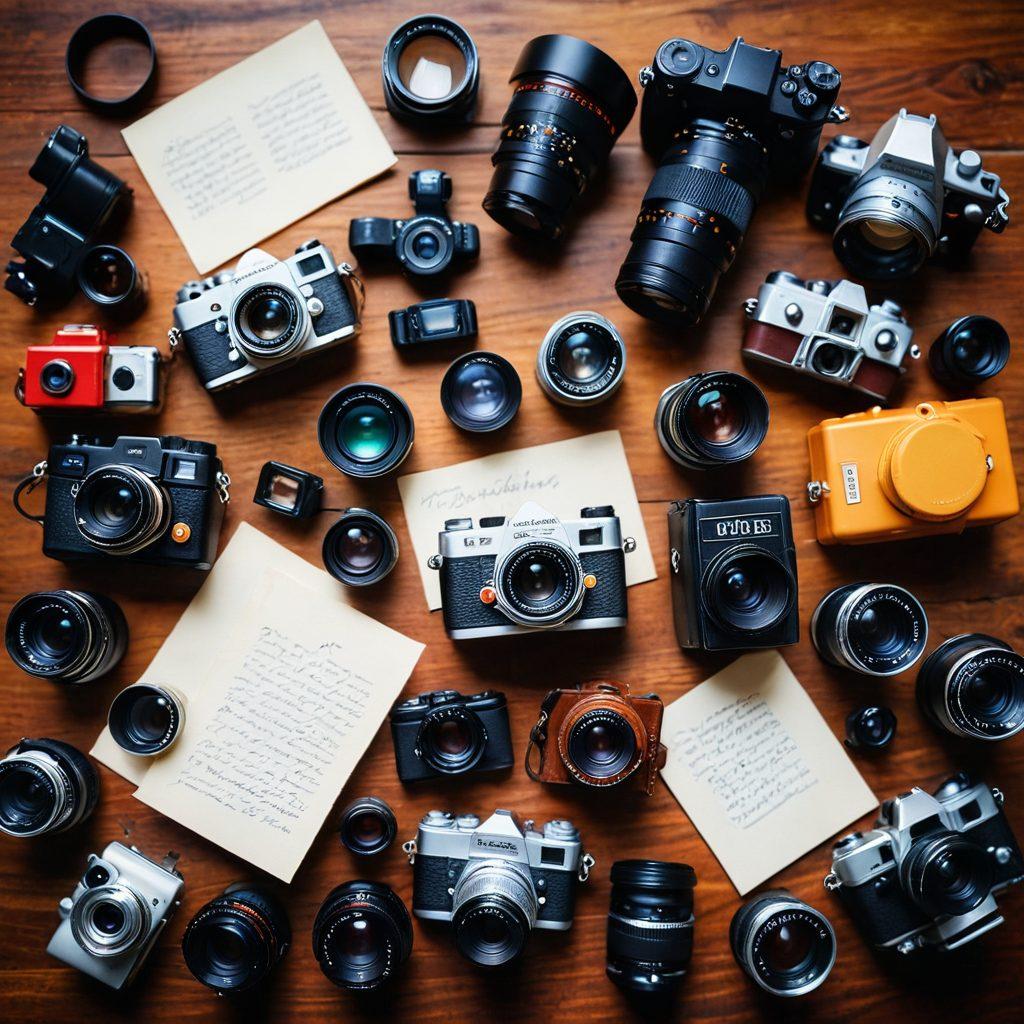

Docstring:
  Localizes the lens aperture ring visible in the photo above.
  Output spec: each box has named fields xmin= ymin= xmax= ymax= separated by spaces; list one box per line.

xmin=608 ymin=911 xmax=694 ymax=961
xmin=946 ymin=647 xmax=1024 ymax=740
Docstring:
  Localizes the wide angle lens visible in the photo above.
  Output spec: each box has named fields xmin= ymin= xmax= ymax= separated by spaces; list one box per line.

xmin=417 ymin=704 xmax=486 ymax=775
xmin=232 ymin=284 xmax=303 ymax=358
xmin=318 ymin=383 xmax=414 ymax=478
xmin=441 ymin=352 xmax=522 ymax=432
xmin=108 ymin=683 xmax=186 ymax=756
xmin=493 ymin=540 xmax=585 ymax=628
xmin=338 ymin=797 xmax=398 ymax=856
xmin=903 ymin=833 xmax=994 ymax=919
xmin=565 ymin=709 xmax=637 ymax=781
xmin=322 ymin=509 xmax=399 ymax=587
xmin=73 ymin=465 xmax=169 ymax=555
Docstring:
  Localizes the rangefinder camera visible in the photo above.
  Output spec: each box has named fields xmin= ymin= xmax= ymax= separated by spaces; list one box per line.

xmin=36 ymin=434 xmax=229 ymax=570
xmin=742 ymin=271 xmax=918 ymax=403
xmin=825 ymin=773 xmax=1023 ymax=954
xmin=405 ymin=808 xmax=592 ymax=967
xmin=389 ymin=688 xmax=514 ymax=782
xmin=172 ymin=239 xmax=362 ymax=392
xmin=806 ymin=398 xmax=1019 ymax=545
xmin=17 ymin=324 xmax=163 ymax=413
xmin=526 ymin=681 xmax=666 ymax=795
xmin=429 ymin=501 xmax=633 ymax=640
xmin=47 ymin=841 xmax=184 ymax=990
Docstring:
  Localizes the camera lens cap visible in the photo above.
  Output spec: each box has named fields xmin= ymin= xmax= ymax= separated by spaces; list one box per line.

xmin=66 ymin=15 xmax=157 ymax=116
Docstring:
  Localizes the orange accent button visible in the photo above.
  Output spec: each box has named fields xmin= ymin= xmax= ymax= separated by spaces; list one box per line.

xmin=583 ymin=574 xmax=597 ymax=589
xmin=479 ymin=586 xmax=497 ymax=605
xmin=171 ymin=522 xmax=191 ymax=543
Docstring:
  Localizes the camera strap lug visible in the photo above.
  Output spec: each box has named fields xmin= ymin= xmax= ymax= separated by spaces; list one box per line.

xmin=14 ymin=367 xmax=26 ymax=405
xmin=623 ymin=536 xmax=637 ymax=554
xmin=823 ymin=871 xmax=841 ymax=892
xmin=828 ymin=104 xmax=850 ymax=124
xmin=670 ymin=547 xmax=681 ymax=573
xmin=986 ymin=188 xmax=1010 ymax=234
xmin=160 ymin=851 xmax=181 ymax=874
xmin=216 ymin=471 xmax=231 ymax=504
xmin=806 ymin=480 xmax=831 ymax=504
xmin=637 ymin=65 xmax=654 ymax=89
xmin=12 ymin=460 xmax=48 ymax=525
xmin=578 ymin=852 xmax=595 ymax=883
xmin=402 ymin=839 xmax=417 ymax=864
xmin=427 ymin=553 xmax=443 ymax=570
xmin=524 ymin=708 xmax=550 ymax=783
xmin=338 ymin=262 xmax=366 ymax=320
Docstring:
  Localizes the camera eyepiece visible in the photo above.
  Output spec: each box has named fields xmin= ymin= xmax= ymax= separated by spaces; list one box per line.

xmin=536 ymin=312 xmax=626 ymax=406
xmin=108 ymin=684 xmax=186 ymax=757
xmin=441 ymin=351 xmax=522 ymax=432
xmin=318 ymin=383 xmax=414 ymax=478
xmin=322 ymin=509 xmax=399 ymax=587
xmin=928 ymin=315 xmax=1010 ymax=388
xmin=339 ymin=797 xmax=398 ymax=856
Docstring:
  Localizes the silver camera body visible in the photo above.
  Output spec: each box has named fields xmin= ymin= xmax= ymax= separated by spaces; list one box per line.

xmin=104 ymin=346 xmax=162 ymax=409
xmin=47 ymin=841 xmax=184 ymax=989
xmin=742 ymin=271 xmax=918 ymax=402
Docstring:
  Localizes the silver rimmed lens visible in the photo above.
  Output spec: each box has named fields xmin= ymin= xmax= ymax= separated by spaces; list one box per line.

xmin=834 ymin=184 xmax=934 ymax=280
xmin=108 ymin=684 xmax=186 ymax=757
xmin=536 ymin=312 xmax=626 ymax=407
xmin=71 ymin=884 xmax=150 ymax=957
xmin=493 ymin=539 xmax=585 ymax=629
xmin=72 ymin=465 xmax=169 ymax=555
xmin=40 ymin=358 xmax=75 ymax=396
xmin=231 ymin=284 xmax=307 ymax=360
xmin=451 ymin=859 xmax=538 ymax=966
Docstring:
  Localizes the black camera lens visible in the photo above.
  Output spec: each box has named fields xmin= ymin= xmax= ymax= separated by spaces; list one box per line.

xmin=322 ymin=509 xmax=399 ymax=587
xmin=916 ymin=633 xmax=1024 ymax=742
xmin=845 ymin=705 xmax=897 ymax=750
xmin=567 ymin=709 xmax=637 ymax=780
xmin=108 ymin=684 xmax=185 ymax=757
xmin=812 ymin=583 xmax=928 ymax=677
xmin=606 ymin=860 xmax=696 ymax=996
xmin=483 ymin=34 xmax=637 ymax=241
xmin=318 ymin=383 xmax=414 ymax=478
xmin=6 ymin=590 xmax=128 ymax=685
xmin=903 ymin=833 xmax=994 ymax=920
xmin=312 ymin=881 xmax=413 ymax=991
xmin=77 ymin=244 xmax=147 ymax=321
xmin=339 ymin=797 xmax=398 ymax=856
xmin=730 ymin=891 xmax=836 ymax=998
xmin=494 ymin=540 xmax=585 ymax=628
xmin=398 ymin=219 xmax=455 ymax=275
xmin=40 ymin=358 xmax=75 ymax=396
xmin=656 ymin=371 xmax=769 ymax=470
xmin=928 ymin=315 xmax=1010 ymax=387
xmin=73 ymin=465 xmax=170 ymax=555
xmin=417 ymin=704 xmax=486 ymax=775
xmin=536 ymin=312 xmax=626 ymax=407
xmin=0 ymin=737 xmax=99 ymax=838
xmin=703 ymin=548 xmax=796 ymax=635
xmin=233 ymin=284 xmax=303 ymax=358
xmin=183 ymin=884 xmax=291 ymax=994
xmin=441 ymin=352 xmax=522 ymax=432
xmin=383 ymin=15 xmax=479 ymax=125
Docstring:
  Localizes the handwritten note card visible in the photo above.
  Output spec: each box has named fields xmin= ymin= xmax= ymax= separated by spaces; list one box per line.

xmin=397 ymin=431 xmax=656 ymax=610
xmin=660 ymin=651 xmax=876 ymax=895
xmin=123 ymin=21 xmax=395 ymax=273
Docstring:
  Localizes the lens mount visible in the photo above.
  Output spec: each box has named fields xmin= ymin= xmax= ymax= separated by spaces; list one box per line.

xmin=441 ymin=351 xmax=522 ymax=432
xmin=702 ymin=546 xmax=795 ymax=635
xmin=318 ymin=383 xmax=414 ymax=478
xmin=493 ymin=539 xmax=585 ymax=628
xmin=231 ymin=283 xmax=306 ymax=359
xmin=902 ymin=832 xmax=994 ymax=920
xmin=559 ymin=699 xmax=644 ymax=786
xmin=452 ymin=860 xmax=537 ymax=967
xmin=71 ymin=883 xmax=150 ymax=958
xmin=73 ymin=465 xmax=169 ymax=555
xmin=40 ymin=358 xmax=75 ymax=396
xmin=108 ymin=684 xmax=186 ymax=757
xmin=929 ymin=315 xmax=1011 ymax=387
xmin=415 ymin=704 xmax=487 ymax=775
xmin=322 ymin=510 xmax=399 ymax=587
xmin=536 ymin=312 xmax=626 ymax=406
xmin=339 ymin=797 xmax=398 ymax=856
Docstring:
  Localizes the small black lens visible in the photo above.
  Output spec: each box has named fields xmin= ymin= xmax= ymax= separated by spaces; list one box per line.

xmin=93 ymin=902 xmax=125 ymax=935
xmin=339 ymin=797 xmax=397 ymax=856
xmin=845 ymin=705 xmax=897 ymax=750
xmin=810 ymin=343 xmax=852 ymax=377
xmin=40 ymin=359 xmax=75 ymax=396
xmin=704 ymin=550 xmax=794 ymax=634
xmin=929 ymin=315 xmax=1010 ymax=387
xmin=76 ymin=244 xmax=147 ymax=321
xmin=441 ymin=352 xmax=522 ymax=432
xmin=108 ymin=684 xmax=184 ymax=756
xmin=318 ymin=384 xmax=414 ymax=478
xmin=537 ymin=313 xmax=626 ymax=406
xmin=903 ymin=833 xmax=994 ymax=919
xmin=399 ymin=221 xmax=454 ymax=275
xmin=418 ymin=707 xmax=486 ymax=775
xmin=567 ymin=709 xmax=637 ymax=780
xmin=322 ymin=509 xmax=399 ymax=587
xmin=455 ymin=902 xmax=527 ymax=967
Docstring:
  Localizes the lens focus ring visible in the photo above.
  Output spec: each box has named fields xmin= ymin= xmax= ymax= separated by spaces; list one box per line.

xmin=644 ymin=162 xmax=757 ymax=234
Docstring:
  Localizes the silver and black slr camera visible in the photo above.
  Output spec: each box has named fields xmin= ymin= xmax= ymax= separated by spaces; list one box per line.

xmin=742 ymin=271 xmax=919 ymax=403
xmin=404 ymin=808 xmax=592 ymax=967
xmin=825 ymin=773 xmax=1024 ymax=954
xmin=47 ymin=841 xmax=184 ymax=990
xmin=429 ymin=501 xmax=633 ymax=640
xmin=172 ymin=240 xmax=362 ymax=392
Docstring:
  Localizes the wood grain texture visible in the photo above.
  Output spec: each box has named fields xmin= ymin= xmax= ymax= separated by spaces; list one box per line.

xmin=1 ymin=1 xmax=1023 ymax=1021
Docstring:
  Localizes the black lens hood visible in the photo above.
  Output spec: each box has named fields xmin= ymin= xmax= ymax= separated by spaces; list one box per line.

xmin=66 ymin=14 xmax=157 ymax=116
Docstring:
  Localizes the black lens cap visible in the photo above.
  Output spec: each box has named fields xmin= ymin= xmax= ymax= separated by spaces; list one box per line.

xmin=440 ymin=352 xmax=522 ymax=432
xmin=845 ymin=705 xmax=897 ymax=750
xmin=65 ymin=14 xmax=157 ymax=116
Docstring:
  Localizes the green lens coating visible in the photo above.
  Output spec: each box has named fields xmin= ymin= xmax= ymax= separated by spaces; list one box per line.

xmin=338 ymin=403 xmax=396 ymax=462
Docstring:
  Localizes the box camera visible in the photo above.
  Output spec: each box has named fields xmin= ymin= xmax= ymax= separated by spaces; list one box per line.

xmin=806 ymin=398 xmax=1019 ymax=545
xmin=826 ymin=773 xmax=1023 ymax=953
xmin=742 ymin=271 xmax=918 ymax=403
xmin=807 ymin=109 xmax=1009 ymax=280
xmin=668 ymin=496 xmax=799 ymax=652
xmin=429 ymin=501 xmax=632 ymax=640
xmin=36 ymin=435 xmax=229 ymax=570
xmin=526 ymin=681 xmax=666 ymax=795
xmin=389 ymin=689 xmax=514 ymax=782
xmin=17 ymin=325 xmax=164 ymax=413
xmin=349 ymin=170 xmax=479 ymax=278
xmin=47 ymin=841 xmax=184 ymax=990
xmin=172 ymin=240 xmax=362 ymax=392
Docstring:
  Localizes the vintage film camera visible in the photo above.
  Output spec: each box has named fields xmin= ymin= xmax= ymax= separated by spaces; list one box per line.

xmin=429 ymin=501 xmax=633 ymax=640
xmin=525 ymin=681 xmax=666 ymax=795
xmin=826 ymin=773 xmax=1024 ymax=953
xmin=742 ymin=271 xmax=918 ymax=403
xmin=172 ymin=240 xmax=362 ymax=392
xmin=17 ymin=325 xmax=164 ymax=413
xmin=47 ymin=842 xmax=184 ymax=990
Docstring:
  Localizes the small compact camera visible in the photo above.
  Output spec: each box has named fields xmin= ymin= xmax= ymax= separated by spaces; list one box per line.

xmin=389 ymin=298 xmax=478 ymax=348
xmin=47 ymin=842 xmax=184 ymax=990
xmin=742 ymin=271 xmax=918 ymax=403
xmin=429 ymin=501 xmax=633 ymax=640
xmin=826 ymin=773 xmax=1024 ymax=954
xmin=17 ymin=325 xmax=164 ymax=413
xmin=668 ymin=495 xmax=799 ymax=652
xmin=349 ymin=170 xmax=479 ymax=278
xmin=526 ymin=681 xmax=666 ymax=795
xmin=405 ymin=808 xmax=592 ymax=967
xmin=389 ymin=689 xmax=514 ymax=782
xmin=34 ymin=434 xmax=229 ymax=570
xmin=172 ymin=240 xmax=362 ymax=392
xmin=806 ymin=397 xmax=1019 ymax=545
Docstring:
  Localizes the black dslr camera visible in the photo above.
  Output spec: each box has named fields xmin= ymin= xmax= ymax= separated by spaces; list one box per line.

xmin=34 ymin=435 xmax=229 ymax=570
xmin=615 ymin=37 xmax=845 ymax=327
xmin=6 ymin=126 xmax=133 ymax=307
xmin=668 ymin=495 xmax=799 ymax=651
xmin=389 ymin=689 xmax=514 ymax=782
xmin=349 ymin=170 xmax=479 ymax=278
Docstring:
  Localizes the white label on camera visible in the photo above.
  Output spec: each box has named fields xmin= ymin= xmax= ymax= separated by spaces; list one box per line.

xmin=841 ymin=462 xmax=861 ymax=504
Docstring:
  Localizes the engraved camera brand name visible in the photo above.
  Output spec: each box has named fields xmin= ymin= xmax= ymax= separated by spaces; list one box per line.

xmin=473 ymin=838 xmax=519 ymax=853
xmin=700 ymin=513 xmax=779 ymax=542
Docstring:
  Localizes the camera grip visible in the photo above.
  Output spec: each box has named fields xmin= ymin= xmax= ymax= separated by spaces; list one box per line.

xmin=348 ymin=217 xmax=396 ymax=261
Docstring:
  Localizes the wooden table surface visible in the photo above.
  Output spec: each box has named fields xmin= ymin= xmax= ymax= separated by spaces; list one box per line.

xmin=2 ymin=1 xmax=1023 ymax=1021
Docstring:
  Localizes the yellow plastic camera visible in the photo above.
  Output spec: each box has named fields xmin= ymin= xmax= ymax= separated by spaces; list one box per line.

xmin=806 ymin=398 xmax=1019 ymax=545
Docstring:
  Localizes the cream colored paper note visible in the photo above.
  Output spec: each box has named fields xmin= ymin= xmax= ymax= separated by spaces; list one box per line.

xmin=660 ymin=650 xmax=877 ymax=895
xmin=397 ymin=430 xmax=657 ymax=610
xmin=122 ymin=21 xmax=396 ymax=273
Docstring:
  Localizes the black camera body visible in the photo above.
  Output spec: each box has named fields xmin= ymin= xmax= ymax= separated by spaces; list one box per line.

xmin=390 ymin=689 xmax=514 ymax=782
xmin=668 ymin=495 xmax=799 ymax=651
xmin=40 ymin=435 xmax=227 ymax=570
xmin=6 ymin=125 xmax=132 ymax=307
xmin=349 ymin=170 xmax=479 ymax=278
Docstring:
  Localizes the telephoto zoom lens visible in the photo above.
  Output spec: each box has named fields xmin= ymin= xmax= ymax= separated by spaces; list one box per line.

xmin=5 ymin=590 xmax=128 ymax=685
xmin=338 ymin=797 xmax=398 ymax=856
xmin=729 ymin=890 xmax=836 ymax=998
xmin=108 ymin=684 xmax=186 ymax=757
xmin=441 ymin=351 xmax=522 ymax=432
xmin=606 ymin=860 xmax=696 ymax=996
xmin=655 ymin=371 xmax=769 ymax=469
xmin=916 ymin=633 xmax=1024 ymax=742
xmin=182 ymin=884 xmax=291 ymax=995
xmin=483 ymin=34 xmax=637 ymax=241
xmin=928 ymin=315 xmax=1010 ymax=388
xmin=322 ymin=510 xmax=399 ymax=587
xmin=0 ymin=737 xmax=99 ymax=838
xmin=318 ymin=383 xmax=414 ymax=478
xmin=812 ymin=583 xmax=928 ymax=677
xmin=537 ymin=312 xmax=626 ymax=407
xmin=312 ymin=881 xmax=413 ymax=991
